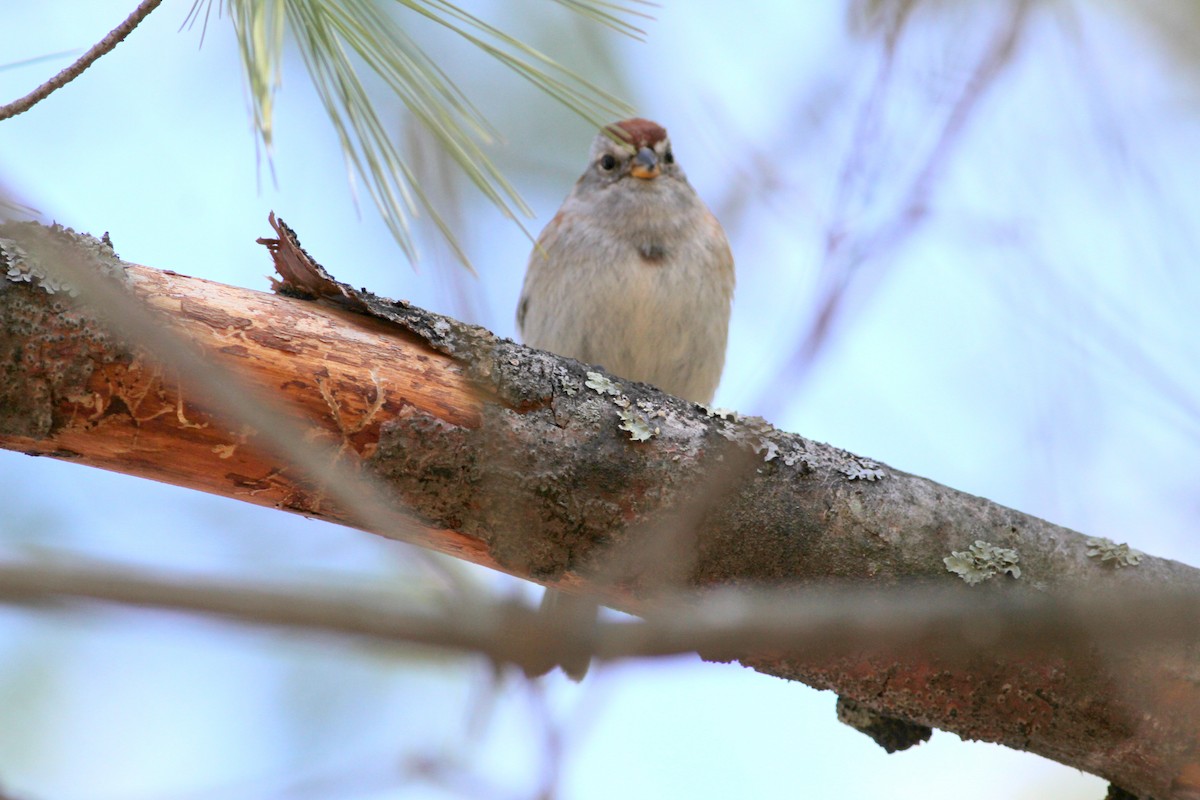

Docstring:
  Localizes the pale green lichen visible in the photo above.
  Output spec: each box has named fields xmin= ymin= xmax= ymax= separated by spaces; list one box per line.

xmin=617 ymin=407 xmax=657 ymax=441
xmin=635 ymin=399 xmax=661 ymax=415
xmin=1086 ymin=537 xmax=1143 ymax=568
xmin=585 ymin=371 xmax=621 ymax=396
xmin=944 ymin=540 xmax=1021 ymax=585
xmin=557 ymin=373 xmax=580 ymax=397
xmin=585 ymin=371 xmax=660 ymax=441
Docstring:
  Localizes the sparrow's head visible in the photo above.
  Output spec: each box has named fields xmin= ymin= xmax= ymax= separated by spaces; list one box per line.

xmin=586 ymin=118 xmax=678 ymax=183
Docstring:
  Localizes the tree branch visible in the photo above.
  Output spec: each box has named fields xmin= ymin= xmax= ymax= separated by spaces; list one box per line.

xmin=1 ymin=220 xmax=1198 ymax=798
xmin=0 ymin=0 xmax=164 ymax=121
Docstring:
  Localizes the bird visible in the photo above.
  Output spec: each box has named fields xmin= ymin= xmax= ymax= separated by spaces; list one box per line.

xmin=518 ymin=117 xmax=735 ymax=405
xmin=517 ymin=118 xmax=735 ymax=679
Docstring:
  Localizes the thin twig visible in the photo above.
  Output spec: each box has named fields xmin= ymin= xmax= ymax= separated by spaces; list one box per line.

xmin=0 ymin=0 xmax=164 ymax=122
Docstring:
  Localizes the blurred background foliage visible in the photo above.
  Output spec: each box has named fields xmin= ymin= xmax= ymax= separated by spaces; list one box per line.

xmin=1 ymin=0 xmax=1198 ymax=798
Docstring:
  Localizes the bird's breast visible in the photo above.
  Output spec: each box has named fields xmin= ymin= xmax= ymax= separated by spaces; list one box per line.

xmin=637 ymin=242 xmax=667 ymax=263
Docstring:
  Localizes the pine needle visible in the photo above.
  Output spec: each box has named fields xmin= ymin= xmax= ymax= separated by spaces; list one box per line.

xmin=188 ymin=0 xmax=642 ymax=268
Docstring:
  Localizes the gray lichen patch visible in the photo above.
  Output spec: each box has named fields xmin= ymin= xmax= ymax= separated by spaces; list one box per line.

xmin=1085 ymin=537 xmax=1143 ymax=568
xmin=944 ymin=540 xmax=1022 ymax=585
xmin=708 ymin=409 xmax=887 ymax=480
xmin=4 ymin=238 xmax=79 ymax=297
xmin=2 ymin=222 xmax=127 ymax=297
xmin=0 ymin=223 xmax=131 ymax=438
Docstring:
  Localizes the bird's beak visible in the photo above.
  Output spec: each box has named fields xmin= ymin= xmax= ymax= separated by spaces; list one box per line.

xmin=630 ymin=147 xmax=660 ymax=180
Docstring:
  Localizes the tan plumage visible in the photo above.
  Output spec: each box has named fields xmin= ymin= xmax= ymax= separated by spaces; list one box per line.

xmin=518 ymin=118 xmax=735 ymax=404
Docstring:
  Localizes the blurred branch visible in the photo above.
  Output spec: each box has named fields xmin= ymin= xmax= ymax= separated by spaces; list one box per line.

xmin=0 ymin=0 xmax=164 ymax=121
xmin=759 ymin=1 xmax=1034 ymax=415
xmin=0 ymin=189 xmax=38 ymax=221
xmin=0 ymin=49 xmax=86 ymax=75
xmin=0 ymin=557 xmax=1197 ymax=674
xmin=2 ymin=219 xmax=1200 ymax=798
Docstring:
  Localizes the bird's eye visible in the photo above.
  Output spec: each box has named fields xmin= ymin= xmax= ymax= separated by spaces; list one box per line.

xmin=663 ymin=149 xmax=675 ymax=165
xmin=599 ymin=154 xmax=617 ymax=171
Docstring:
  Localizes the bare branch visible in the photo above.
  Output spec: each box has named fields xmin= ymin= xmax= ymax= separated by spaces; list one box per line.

xmin=0 ymin=0 xmax=164 ymax=121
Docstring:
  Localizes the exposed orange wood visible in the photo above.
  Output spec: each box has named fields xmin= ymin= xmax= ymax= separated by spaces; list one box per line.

xmin=2 ymin=264 xmax=493 ymax=567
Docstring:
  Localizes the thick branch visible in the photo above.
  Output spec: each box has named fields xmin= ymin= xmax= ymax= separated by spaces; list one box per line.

xmin=1 ymin=222 xmax=1198 ymax=798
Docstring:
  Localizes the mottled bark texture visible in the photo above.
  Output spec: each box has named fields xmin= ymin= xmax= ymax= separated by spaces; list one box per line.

xmin=1 ymin=220 xmax=1198 ymax=799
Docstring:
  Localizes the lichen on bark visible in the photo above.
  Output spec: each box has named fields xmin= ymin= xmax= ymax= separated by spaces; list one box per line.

xmin=0 ymin=223 xmax=131 ymax=438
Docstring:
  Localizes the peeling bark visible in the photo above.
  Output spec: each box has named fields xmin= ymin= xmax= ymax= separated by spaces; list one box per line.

xmin=1 ymin=220 xmax=1198 ymax=799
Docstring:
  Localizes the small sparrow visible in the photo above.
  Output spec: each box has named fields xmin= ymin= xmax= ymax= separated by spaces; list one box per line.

xmin=517 ymin=119 xmax=735 ymax=679
xmin=518 ymin=118 xmax=735 ymax=405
